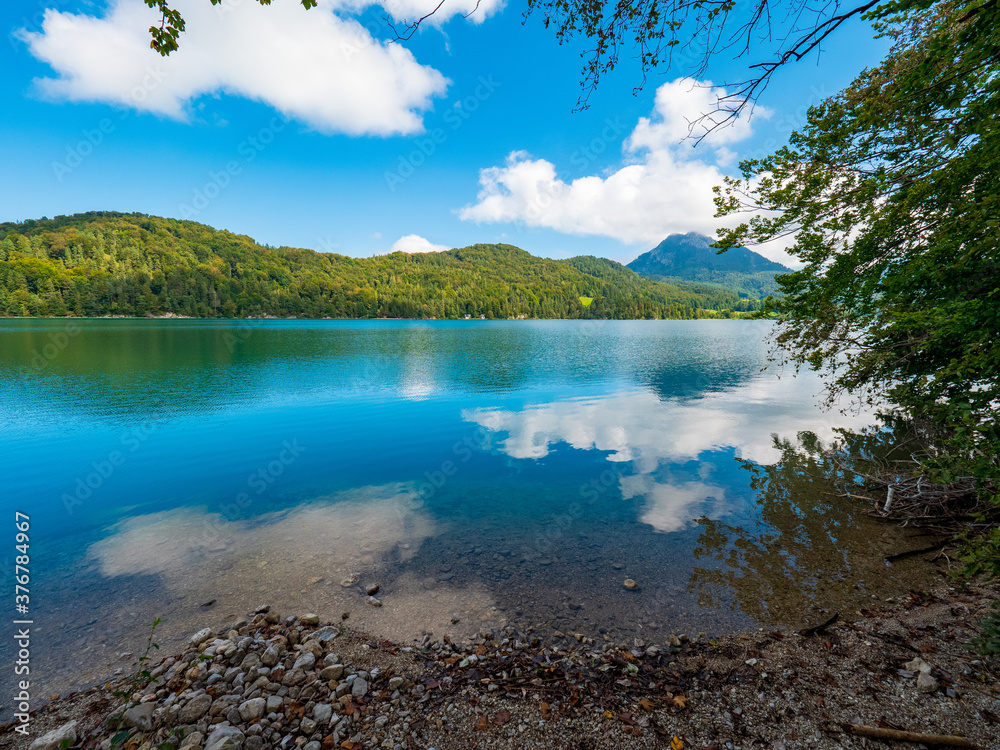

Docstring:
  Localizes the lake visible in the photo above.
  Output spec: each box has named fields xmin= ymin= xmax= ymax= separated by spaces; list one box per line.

xmin=0 ymin=319 xmax=931 ymax=707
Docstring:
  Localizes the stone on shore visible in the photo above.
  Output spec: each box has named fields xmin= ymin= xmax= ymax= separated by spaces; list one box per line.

xmin=179 ymin=693 xmax=213 ymax=723
xmin=311 ymin=626 xmax=339 ymax=643
xmin=313 ymin=703 xmax=334 ymax=724
xmin=917 ymin=671 xmax=940 ymax=693
xmin=189 ymin=627 xmax=214 ymax=646
xmin=28 ymin=721 xmax=77 ymax=750
xmin=205 ymin=726 xmax=245 ymax=750
xmin=351 ymin=677 xmax=369 ymax=698
xmin=257 ymin=644 xmax=277 ymax=665
xmin=321 ymin=664 xmax=344 ymax=680
xmin=239 ymin=697 xmax=266 ymax=721
xmin=292 ymin=651 xmax=316 ymax=671
xmin=122 ymin=701 xmax=155 ymax=731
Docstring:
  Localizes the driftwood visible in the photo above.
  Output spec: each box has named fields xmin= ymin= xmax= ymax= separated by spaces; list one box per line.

xmin=798 ymin=611 xmax=838 ymax=637
xmin=848 ymin=724 xmax=976 ymax=747
xmin=884 ymin=539 xmax=949 ymax=563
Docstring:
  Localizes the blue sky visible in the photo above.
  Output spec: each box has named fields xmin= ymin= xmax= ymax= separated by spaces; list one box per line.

xmin=0 ymin=0 xmax=890 ymax=265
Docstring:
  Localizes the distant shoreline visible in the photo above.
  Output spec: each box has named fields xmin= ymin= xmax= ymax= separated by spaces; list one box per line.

xmin=0 ymin=315 xmax=762 ymax=321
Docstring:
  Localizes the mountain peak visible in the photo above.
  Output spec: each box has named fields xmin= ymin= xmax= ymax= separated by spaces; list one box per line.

xmin=627 ymin=233 xmax=790 ymax=298
xmin=632 ymin=233 xmax=789 ymax=274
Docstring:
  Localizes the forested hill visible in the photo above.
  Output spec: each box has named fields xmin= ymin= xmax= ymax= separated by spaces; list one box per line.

xmin=0 ymin=213 xmax=760 ymax=319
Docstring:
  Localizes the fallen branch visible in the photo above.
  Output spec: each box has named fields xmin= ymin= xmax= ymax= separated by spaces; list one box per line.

xmin=848 ymin=724 xmax=976 ymax=747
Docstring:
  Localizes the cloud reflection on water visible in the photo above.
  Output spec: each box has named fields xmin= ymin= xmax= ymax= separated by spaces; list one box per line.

xmin=463 ymin=373 xmax=873 ymax=533
xmin=89 ymin=483 xmax=437 ymax=582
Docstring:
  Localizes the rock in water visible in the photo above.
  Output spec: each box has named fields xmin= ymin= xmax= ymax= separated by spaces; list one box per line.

xmin=28 ymin=721 xmax=77 ymax=750
xmin=301 ymin=613 xmax=320 ymax=625
xmin=340 ymin=574 xmax=360 ymax=587
xmin=367 ymin=596 xmax=383 ymax=607
xmin=623 ymin=579 xmax=639 ymax=590
xmin=366 ymin=583 xmax=380 ymax=595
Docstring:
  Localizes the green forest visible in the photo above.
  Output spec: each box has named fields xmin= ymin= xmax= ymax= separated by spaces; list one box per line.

xmin=0 ymin=212 xmax=761 ymax=320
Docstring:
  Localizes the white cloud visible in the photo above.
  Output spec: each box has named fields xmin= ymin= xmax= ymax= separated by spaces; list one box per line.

xmin=389 ymin=234 xmax=450 ymax=253
xmin=622 ymin=476 xmax=729 ymax=534
xmin=459 ymin=78 xmax=787 ymax=258
xmin=17 ymin=0 xmax=501 ymax=135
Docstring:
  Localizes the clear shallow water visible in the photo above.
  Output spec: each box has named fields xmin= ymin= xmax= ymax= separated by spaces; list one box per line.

xmin=0 ymin=320 xmax=930 ymax=708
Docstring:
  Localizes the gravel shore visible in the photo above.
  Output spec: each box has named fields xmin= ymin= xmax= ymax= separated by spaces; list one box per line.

xmin=5 ymin=577 xmax=1000 ymax=750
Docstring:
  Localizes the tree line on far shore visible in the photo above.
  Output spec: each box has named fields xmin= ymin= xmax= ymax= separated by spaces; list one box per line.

xmin=0 ymin=212 xmax=764 ymax=320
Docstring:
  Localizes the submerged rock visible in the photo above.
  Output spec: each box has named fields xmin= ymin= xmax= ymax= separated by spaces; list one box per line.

xmin=340 ymin=574 xmax=360 ymax=587
xmin=623 ymin=579 xmax=639 ymax=590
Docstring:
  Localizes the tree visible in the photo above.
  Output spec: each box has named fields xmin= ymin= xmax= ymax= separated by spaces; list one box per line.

xmin=714 ymin=0 xmax=999 ymax=498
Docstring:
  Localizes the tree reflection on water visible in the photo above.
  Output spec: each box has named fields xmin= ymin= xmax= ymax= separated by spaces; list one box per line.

xmin=688 ymin=430 xmax=936 ymax=629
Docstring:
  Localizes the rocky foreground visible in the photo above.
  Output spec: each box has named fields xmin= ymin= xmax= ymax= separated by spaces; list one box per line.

xmin=6 ymin=578 xmax=1000 ymax=750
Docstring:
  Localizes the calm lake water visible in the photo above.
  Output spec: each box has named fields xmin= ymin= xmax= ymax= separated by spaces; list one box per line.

xmin=0 ymin=319 xmax=931 ymax=708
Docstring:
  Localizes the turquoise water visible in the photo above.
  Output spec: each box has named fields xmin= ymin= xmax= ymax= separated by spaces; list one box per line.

xmin=0 ymin=319 xmax=921 ymax=704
